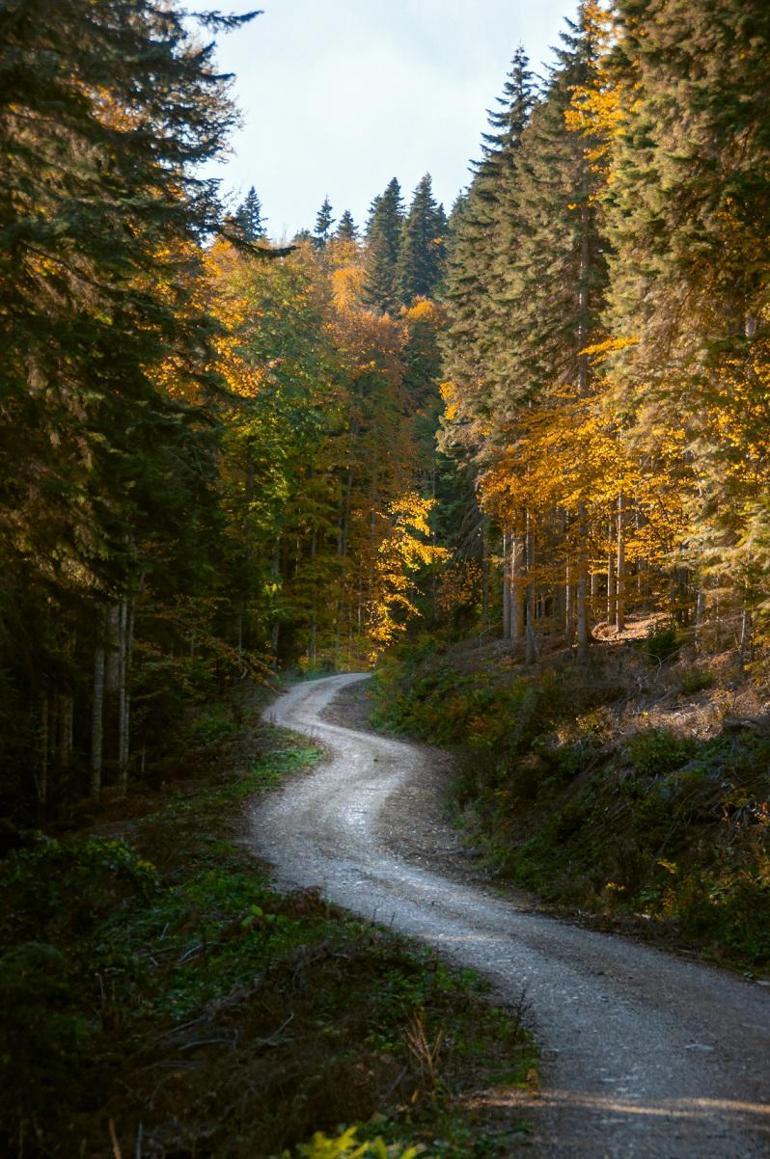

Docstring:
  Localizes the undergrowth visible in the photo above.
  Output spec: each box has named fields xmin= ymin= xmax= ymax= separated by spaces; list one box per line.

xmin=372 ymin=639 xmax=770 ymax=969
xmin=0 ymin=694 xmax=535 ymax=1157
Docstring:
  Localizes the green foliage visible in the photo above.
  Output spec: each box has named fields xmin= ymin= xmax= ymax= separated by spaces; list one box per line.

xmin=644 ymin=623 xmax=682 ymax=665
xmin=679 ymin=667 xmax=716 ymax=695
xmin=0 ymin=717 xmax=535 ymax=1154
xmin=623 ymin=729 xmax=696 ymax=778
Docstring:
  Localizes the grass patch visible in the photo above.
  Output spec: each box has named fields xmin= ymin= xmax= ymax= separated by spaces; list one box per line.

xmin=0 ymin=694 xmax=536 ymax=1157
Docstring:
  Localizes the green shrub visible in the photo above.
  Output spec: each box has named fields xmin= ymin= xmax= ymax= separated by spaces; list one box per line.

xmin=679 ymin=666 xmax=716 ymax=695
xmin=644 ymin=622 xmax=681 ymax=664
xmin=623 ymin=728 xmax=696 ymax=777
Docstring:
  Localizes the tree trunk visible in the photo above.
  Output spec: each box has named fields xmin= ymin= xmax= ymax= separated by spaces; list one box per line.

xmin=607 ymin=512 xmax=617 ymax=628
xmin=91 ymin=630 xmax=105 ymax=798
xmin=575 ymin=503 xmax=590 ymax=662
xmin=481 ymin=518 xmax=490 ymax=629
xmin=58 ymin=694 xmax=74 ymax=769
xmin=511 ymin=531 xmax=525 ymax=651
xmin=117 ymin=597 xmax=132 ymax=797
xmin=502 ymin=530 xmax=511 ymax=640
xmin=738 ymin=606 xmax=753 ymax=671
xmin=694 ymin=587 xmax=706 ymax=652
xmin=616 ymin=493 xmax=626 ymax=633
xmin=524 ymin=512 xmax=537 ymax=664
xmin=38 ymin=693 xmax=49 ymax=812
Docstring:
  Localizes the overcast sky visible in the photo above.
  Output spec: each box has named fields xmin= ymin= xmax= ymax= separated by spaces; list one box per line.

xmin=209 ymin=1 xmax=579 ymax=240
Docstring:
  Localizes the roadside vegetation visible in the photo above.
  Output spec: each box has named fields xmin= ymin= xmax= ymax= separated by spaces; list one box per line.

xmin=0 ymin=690 xmax=536 ymax=1157
xmin=372 ymin=625 xmax=770 ymax=972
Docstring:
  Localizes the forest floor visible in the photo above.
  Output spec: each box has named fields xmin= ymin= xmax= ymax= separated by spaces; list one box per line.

xmin=254 ymin=672 xmax=770 ymax=1157
xmin=0 ymin=682 xmax=537 ymax=1158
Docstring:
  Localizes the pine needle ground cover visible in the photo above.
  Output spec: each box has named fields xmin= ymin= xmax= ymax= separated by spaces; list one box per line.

xmin=0 ymin=690 xmax=535 ymax=1157
xmin=372 ymin=630 xmax=770 ymax=972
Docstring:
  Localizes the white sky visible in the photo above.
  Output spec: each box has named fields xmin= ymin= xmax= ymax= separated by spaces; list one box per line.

xmin=208 ymin=1 xmax=579 ymax=240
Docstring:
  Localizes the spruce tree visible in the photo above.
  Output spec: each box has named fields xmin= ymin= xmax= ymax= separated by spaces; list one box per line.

xmin=314 ymin=196 xmax=335 ymax=248
xmin=362 ymin=178 xmax=404 ymax=313
xmin=0 ymin=0 xmax=252 ymax=814
xmin=335 ymin=209 xmax=358 ymax=242
xmin=396 ymin=174 xmax=447 ymax=305
xmin=441 ymin=47 xmax=535 ymax=458
xmin=235 ymin=186 xmax=267 ymax=240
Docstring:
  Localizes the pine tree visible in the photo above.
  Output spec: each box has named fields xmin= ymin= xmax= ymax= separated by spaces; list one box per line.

xmin=314 ymin=196 xmax=335 ymax=248
xmin=396 ymin=174 xmax=447 ymax=305
xmin=234 ymin=186 xmax=267 ymax=240
xmin=362 ymin=178 xmax=404 ymax=313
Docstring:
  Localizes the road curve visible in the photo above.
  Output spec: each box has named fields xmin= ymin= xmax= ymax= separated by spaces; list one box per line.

xmin=251 ymin=673 xmax=770 ymax=1156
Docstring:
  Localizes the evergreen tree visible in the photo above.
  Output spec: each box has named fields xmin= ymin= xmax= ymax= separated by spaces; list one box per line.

xmin=604 ymin=0 xmax=770 ymax=643
xmin=314 ymin=196 xmax=335 ymax=248
xmin=234 ymin=186 xmax=267 ymax=240
xmin=396 ymin=174 xmax=447 ymax=305
xmin=362 ymin=178 xmax=404 ymax=313
xmin=335 ymin=209 xmax=358 ymax=242
xmin=441 ymin=47 xmax=535 ymax=460
xmin=0 ymin=0 xmax=252 ymax=816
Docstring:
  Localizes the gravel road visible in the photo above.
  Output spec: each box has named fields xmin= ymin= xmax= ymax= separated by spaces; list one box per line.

xmin=251 ymin=672 xmax=770 ymax=1156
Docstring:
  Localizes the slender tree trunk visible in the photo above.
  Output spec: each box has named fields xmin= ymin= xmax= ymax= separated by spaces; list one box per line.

xmin=694 ymin=587 xmax=706 ymax=652
xmin=738 ymin=606 xmax=753 ymax=671
xmin=91 ymin=628 xmax=105 ymax=798
xmin=616 ymin=493 xmax=626 ymax=633
xmin=607 ymin=511 xmax=617 ymax=628
xmin=502 ymin=530 xmax=511 ymax=640
xmin=576 ymin=557 xmax=589 ymax=662
xmin=511 ymin=531 xmax=525 ymax=651
xmin=524 ymin=511 xmax=537 ymax=664
xmin=271 ymin=539 xmax=281 ymax=654
xmin=58 ymin=694 xmax=74 ymax=769
xmin=574 ymin=501 xmax=590 ymax=662
xmin=481 ymin=518 xmax=490 ymax=630
xmin=38 ymin=693 xmax=49 ymax=812
xmin=565 ymin=562 xmax=574 ymax=646
xmin=309 ymin=528 xmax=318 ymax=666
xmin=117 ymin=597 xmax=133 ymax=797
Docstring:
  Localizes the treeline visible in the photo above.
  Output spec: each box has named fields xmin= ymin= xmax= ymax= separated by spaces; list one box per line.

xmin=441 ymin=0 xmax=770 ymax=662
xmin=0 ymin=2 xmax=448 ymax=824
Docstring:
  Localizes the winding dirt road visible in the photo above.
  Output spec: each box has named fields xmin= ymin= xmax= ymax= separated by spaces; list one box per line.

xmin=251 ymin=673 xmax=770 ymax=1156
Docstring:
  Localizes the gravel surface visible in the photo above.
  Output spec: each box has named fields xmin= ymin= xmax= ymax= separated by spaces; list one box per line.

xmin=251 ymin=673 xmax=770 ymax=1156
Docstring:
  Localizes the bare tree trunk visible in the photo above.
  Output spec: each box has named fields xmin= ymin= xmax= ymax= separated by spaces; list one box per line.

xmin=738 ymin=606 xmax=753 ymax=671
xmin=481 ymin=518 xmax=490 ymax=629
xmin=117 ymin=597 xmax=133 ymax=797
xmin=91 ymin=629 xmax=105 ymax=798
xmin=524 ymin=512 xmax=537 ymax=664
xmin=607 ymin=512 xmax=617 ymax=628
xmin=511 ymin=532 xmax=525 ymax=651
xmin=58 ymin=694 xmax=74 ymax=769
xmin=565 ymin=562 xmax=574 ymax=646
xmin=616 ymin=493 xmax=626 ymax=633
xmin=502 ymin=530 xmax=511 ymax=640
xmin=575 ymin=505 xmax=590 ymax=662
xmin=270 ymin=539 xmax=281 ymax=654
xmin=576 ymin=563 xmax=589 ymax=662
xmin=309 ymin=528 xmax=318 ymax=666
xmin=38 ymin=693 xmax=49 ymax=811
xmin=694 ymin=587 xmax=706 ymax=652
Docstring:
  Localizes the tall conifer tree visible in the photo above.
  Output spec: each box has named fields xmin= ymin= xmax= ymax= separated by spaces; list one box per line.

xmin=396 ymin=174 xmax=447 ymax=305
xmin=363 ymin=178 xmax=404 ymax=313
